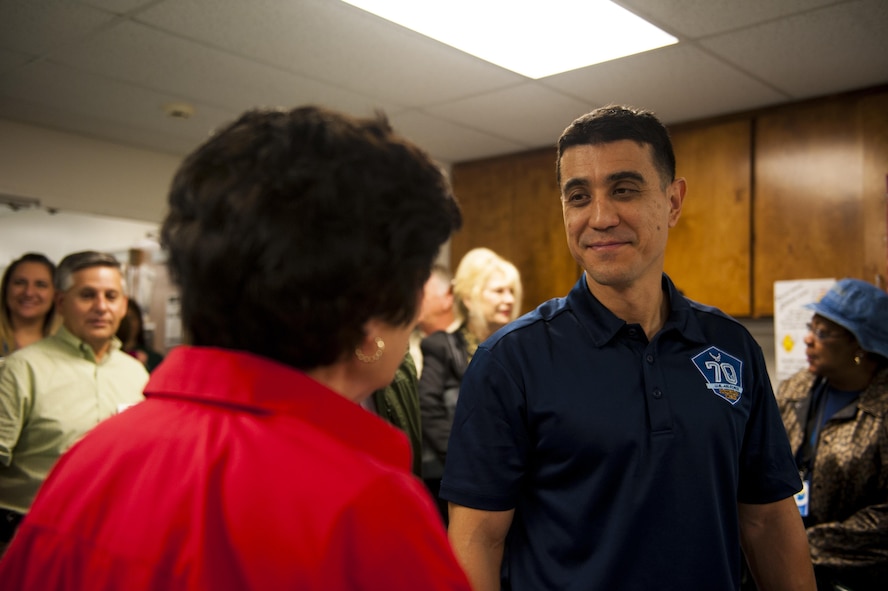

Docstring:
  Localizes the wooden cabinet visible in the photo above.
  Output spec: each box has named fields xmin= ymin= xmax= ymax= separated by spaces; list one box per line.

xmin=451 ymin=148 xmax=579 ymax=315
xmin=751 ymin=90 xmax=888 ymax=314
xmin=667 ymin=120 xmax=752 ymax=316
xmin=753 ymin=98 xmax=863 ymax=315
xmin=861 ymin=92 xmax=888 ymax=292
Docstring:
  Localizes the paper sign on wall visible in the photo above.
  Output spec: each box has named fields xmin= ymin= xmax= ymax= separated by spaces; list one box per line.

xmin=773 ymin=279 xmax=835 ymax=384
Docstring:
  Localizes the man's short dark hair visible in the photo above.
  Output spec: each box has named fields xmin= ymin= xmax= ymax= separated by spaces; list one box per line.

xmin=161 ymin=106 xmax=461 ymax=370
xmin=556 ymin=104 xmax=676 ymax=187
xmin=55 ymin=251 xmax=122 ymax=292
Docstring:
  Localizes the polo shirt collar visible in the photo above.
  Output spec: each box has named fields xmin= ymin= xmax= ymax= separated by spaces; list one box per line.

xmin=660 ymin=275 xmax=708 ymax=345
xmin=567 ymin=273 xmax=708 ymax=347
xmin=54 ymin=325 xmax=123 ymax=363
xmin=144 ymin=346 xmax=411 ymax=471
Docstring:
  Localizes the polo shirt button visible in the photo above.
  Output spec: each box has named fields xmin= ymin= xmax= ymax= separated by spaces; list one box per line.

xmin=652 ymin=389 xmax=663 ymax=399
xmin=646 ymin=354 xmax=654 ymax=363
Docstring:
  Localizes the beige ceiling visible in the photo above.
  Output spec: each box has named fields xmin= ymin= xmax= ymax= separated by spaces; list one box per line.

xmin=1 ymin=0 xmax=887 ymax=167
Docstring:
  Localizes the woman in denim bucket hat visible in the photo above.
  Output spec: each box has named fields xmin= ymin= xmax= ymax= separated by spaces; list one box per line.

xmin=776 ymin=278 xmax=888 ymax=591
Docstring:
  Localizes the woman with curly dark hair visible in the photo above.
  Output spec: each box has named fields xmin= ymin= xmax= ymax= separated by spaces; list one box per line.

xmin=1 ymin=106 xmax=471 ymax=590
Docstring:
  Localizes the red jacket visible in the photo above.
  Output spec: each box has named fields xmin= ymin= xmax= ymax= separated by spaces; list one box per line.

xmin=0 ymin=346 xmax=471 ymax=590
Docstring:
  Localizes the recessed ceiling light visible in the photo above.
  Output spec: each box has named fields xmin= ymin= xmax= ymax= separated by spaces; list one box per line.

xmin=342 ymin=0 xmax=677 ymax=79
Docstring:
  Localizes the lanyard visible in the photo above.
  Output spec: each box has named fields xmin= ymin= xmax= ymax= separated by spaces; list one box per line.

xmin=795 ymin=378 xmax=829 ymax=479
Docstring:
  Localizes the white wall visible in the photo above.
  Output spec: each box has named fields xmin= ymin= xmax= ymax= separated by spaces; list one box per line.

xmin=0 ymin=119 xmax=456 ymax=271
xmin=0 ymin=119 xmax=180 ymax=223
xmin=0 ymin=209 xmax=159 ymax=269
xmin=0 ymin=119 xmax=179 ymax=269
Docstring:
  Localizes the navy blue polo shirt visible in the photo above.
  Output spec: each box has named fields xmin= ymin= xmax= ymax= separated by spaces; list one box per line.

xmin=441 ymin=274 xmax=800 ymax=591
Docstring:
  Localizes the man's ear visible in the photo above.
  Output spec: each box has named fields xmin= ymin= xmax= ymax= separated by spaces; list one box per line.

xmin=667 ymin=177 xmax=687 ymax=228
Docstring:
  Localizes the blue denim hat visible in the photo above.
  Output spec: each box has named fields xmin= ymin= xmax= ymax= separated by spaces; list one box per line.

xmin=805 ymin=278 xmax=888 ymax=359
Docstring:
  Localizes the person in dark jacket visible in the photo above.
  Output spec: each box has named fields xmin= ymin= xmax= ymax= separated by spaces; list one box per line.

xmin=419 ymin=247 xmax=521 ymax=522
xmin=366 ymin=352 xmax=422 ymax=477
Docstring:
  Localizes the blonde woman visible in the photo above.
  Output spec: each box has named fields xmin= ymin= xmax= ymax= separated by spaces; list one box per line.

xmin=419 ymin=247 xmax=522 ymax=521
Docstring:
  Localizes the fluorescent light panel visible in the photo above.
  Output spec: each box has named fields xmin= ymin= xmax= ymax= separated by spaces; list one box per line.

xmin=342 ymin=0 xmax=677 ymax=79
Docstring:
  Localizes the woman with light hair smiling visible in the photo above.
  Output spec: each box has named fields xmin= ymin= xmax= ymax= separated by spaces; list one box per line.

xmin=419 ymin=247 xmax=522 ymax=522
xmin=452 ymin=248 xmax=523 ymax=345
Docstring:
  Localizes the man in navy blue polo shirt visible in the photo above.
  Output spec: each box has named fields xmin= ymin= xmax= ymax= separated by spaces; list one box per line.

xmin=441 ymin=105 xmax=816 ymax=591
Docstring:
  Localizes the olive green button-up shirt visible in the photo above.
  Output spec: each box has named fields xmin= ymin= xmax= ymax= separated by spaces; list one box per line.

xmin=0 ymin=326 xmax=148 ymax=513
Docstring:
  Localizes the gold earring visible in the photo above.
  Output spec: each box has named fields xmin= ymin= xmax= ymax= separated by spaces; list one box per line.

xmin=355 ymin=336 xmax=385 ymax=363
xmin=854 ymin=353 xmax=863 ymax=366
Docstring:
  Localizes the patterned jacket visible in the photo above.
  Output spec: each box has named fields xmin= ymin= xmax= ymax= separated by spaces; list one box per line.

xmin=776 ymin=367 xmax=888 ymax=574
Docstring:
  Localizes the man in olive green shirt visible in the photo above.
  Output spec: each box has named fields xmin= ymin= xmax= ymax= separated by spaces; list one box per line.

xmin=0 ymin=252 xmax=148 ymax=546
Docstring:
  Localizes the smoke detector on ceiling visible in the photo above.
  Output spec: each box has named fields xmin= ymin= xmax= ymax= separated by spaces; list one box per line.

xmin=163 ymin=102 xmax=195 ymax=120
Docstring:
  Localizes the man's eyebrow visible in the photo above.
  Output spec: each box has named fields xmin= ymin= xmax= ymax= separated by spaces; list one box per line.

xmin=562 ymin=170 xmax=647 ymax=192
xmin=608 ymin=170 xmax=645 ymax=183
xmin=561 ymin=178 xmax=588 ymax=192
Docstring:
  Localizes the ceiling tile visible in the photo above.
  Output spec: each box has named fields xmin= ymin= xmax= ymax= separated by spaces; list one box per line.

xmin=134 ymin=0 xmax=524 ymax=106
xmin=425 ymin=83 xmax=593 ymax=147
xmin=616 ymin=0 xmax=845 ymax=37
xmin=81 ymin=0 xmax=158 ymax=14
xmin=701 ymin=0 xmax=888 ymax=97
xmin=0 ymin=0 xmax=113 ymax=55
xmin=544 ymin=43 xmax=788 ymax=124
xmin=388 ymin=110 xmax=525 ymax=164
xmin=0 ymin=60 xmax=238 ymax=152
xmin=49 ymin=20 xmax=400 ymax=115
xmin=0 ymin=48 xmax=34 ymax=75
xmin=0 ymin=96 xmax=203 ymax=157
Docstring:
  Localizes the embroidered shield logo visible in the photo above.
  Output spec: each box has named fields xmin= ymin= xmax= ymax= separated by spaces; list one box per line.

xmin=691 ymin=346 xmax=743 ymax=405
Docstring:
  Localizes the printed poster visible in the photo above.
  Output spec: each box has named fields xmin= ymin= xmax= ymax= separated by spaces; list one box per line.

xmin=773 ymin=279 xmax=835 ymax=384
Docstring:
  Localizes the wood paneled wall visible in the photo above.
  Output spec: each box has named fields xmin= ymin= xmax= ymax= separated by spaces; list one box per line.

xmin=666 ymin=120 xmax=752 ymax=316
xmin=450 ymin=149 xmax=579 ymax=316
xmin=754 ymin=98 xmax=861 ymax=315
xmin=450 ymin=85 xmax=888 ymax=317
xmin=862 ymin=93 xmax=888 ymax=288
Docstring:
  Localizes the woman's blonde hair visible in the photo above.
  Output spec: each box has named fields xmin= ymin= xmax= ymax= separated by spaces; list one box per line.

xmin=452 ymin=247 xmax=522 ymax=337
